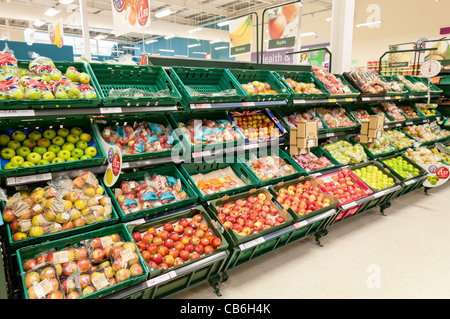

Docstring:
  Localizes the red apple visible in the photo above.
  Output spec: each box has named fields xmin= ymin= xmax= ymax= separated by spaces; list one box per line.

xmin=184 ymin=226 xmax=194 ymax=237
xmin=210 ymin=237 xmax=222 ymax=248
xmin=142 ymin=233 xmax=154 ymax=245
xmin=168 ymin=232 xmax=179 ymax=242
xmin=190 ymin=252 xmax=201 ymax=261
xmin=173 ymin=241 xmax=185 ymax=251
xmin=185 ymin=243 xmax=194 ymax=253
xmin=163 ymin=223 xmax=174 ymax=233
xmin=141 ymin=250 xmax=152 ymax=262
xmin=188 ymin=220 xmax=198 ymax=229
xmin=151 ymin=253 xmax=163 ymax=265
xmin=132 ymin=232 xmax=141 ymax=242
xmin=173 ymin=224 xmax=184 ymax=234
xmin=146 ymin=244 xmax=158 ymax=255
xmin=204 ymin=246 xmax=215 ymax=255
xmin=152 ymin=236 xmax=163 ymax=246
xmin=158 ymin=230 xmax=169 ymax=241
xmin=194 ymin=244 xmax=204 ymax=255
xmin=179 ymin=250 xmax=190 ymax=261
xmin=164 ymin=239 xmax=174 ymax=249
xmin=157 ymin=245 xmax=169 ymax=257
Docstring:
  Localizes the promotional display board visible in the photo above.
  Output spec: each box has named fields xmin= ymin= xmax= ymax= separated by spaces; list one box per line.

xmin=229 ymin=15 xmax=253 ymax=56
xmin=266 ymin=3 xmax=300 ymax=50
xmin=111 ymin=0 xmax=151 ymax=37
xmin=420 ymin=163 xmax=449 ymax=187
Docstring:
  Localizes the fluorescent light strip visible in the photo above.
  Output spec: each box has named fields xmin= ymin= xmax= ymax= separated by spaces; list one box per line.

xmin=356 ymin=20 xmax=382 ymax=28
xmin=44 ymin=8 xmax=61 ymax=17
xmin=188 ymin=27 xmax=203 ymax=34
xmin=159 ymin=49 xmax=175 ymax=52
xmin=209 ymin=39 xmax=222 ymax=44
xmin=122 ymin=46 xmax=137 ymax=50
xmin=59 ymin=0 xmax=75 ymax=4
xmin=326 ymin=17 xmax=332 ymax=22
xmin=214 ymin=46 xmax=228 ymax=50
xmin=145 ymin=39 xmax=158 ymax=44
xmin=155 ymin=9 xmax=175 ymax=18
xmin=192 ymin=52 xmax=207 ymax=55
xmin=217 ymin=21 xmax=230 ymax=27
xmin=95 ymin=35 xmax=106 ymax=40
xmin=300 ymin=32 xmax=317 ymax=37
xmin=164 ymin=34 xmax=175 ymax=40
xmin=33 ymin=20 xmax=46 ymax=27
xmin=187 ymin=43 xmax=201 ymax=48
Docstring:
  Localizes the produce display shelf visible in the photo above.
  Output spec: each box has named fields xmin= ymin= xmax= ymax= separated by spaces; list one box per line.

xmin=273 ymin=70 xmax=331 ymax=101
xmin=188 ymin=99 xmax=287 ymax=110
xmin=291 ymin=96 xmax=358 ymax=106
xmin=273 ymin=106 xmax=330 ymax=136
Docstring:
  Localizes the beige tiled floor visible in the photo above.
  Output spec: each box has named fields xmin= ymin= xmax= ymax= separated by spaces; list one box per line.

xmin=171 ymin=183 xmax=450 ymax=299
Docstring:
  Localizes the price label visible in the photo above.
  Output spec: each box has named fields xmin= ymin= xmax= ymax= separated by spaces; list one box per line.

xmin=341 ymin=201 xmax=357 ymax=210
xmin=294 ymin=221 xmax=308 ymax=229
xmin=326 ymin=133 xmax=334 ymax=137
xmin=0 ymin=109 xmax=35 ymax=117
xmin=395 ymin=123 xmax=402 ymax=127
xmin=294 ymin=100 xmax=306 ymax=104
xmin=191 ymin=103 xmax=211 ymax=109
xmin=345 ymin=97 xmax=354 ymax=102
xmin=239 ymin=237 xmax=264 ymax=251
xmin=167 ymin=271 xmax=177 ymax=279
xmin=328 ymin=98 xmax=337 ymax=103
xmin=404 ymin=178 xmax=416 ymax=186
xmin=146 ymin=273 xmax=171 ymax=288
xmin=100 ymin=107 xmax=121 ymax=114
xmin=242 ymin=102 xmax=255 ymax=107
xmin=405 ymin=121 xmax=413 ymax=126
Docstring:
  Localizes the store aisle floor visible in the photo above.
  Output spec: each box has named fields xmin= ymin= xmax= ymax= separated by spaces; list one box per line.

xmin=171 ymin=184 xmax=450 ymax=299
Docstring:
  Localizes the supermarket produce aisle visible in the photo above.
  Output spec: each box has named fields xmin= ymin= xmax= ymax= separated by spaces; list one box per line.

xmin=171 ymin=183 xmax=450 ymax=299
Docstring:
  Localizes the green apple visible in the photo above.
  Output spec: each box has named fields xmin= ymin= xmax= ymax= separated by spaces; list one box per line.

xmin=71 ymin=148 xmax=84 ymax=159
xmin=66 ymin=134 xmax=80 ymax=144
xmin=22 ymin=139 xmax=37 ymax=149
xmin=12 ymin=131 xmax=27 ymax=142
xmin=21 ymin=161 xmax=35 ymax=167
xmin=1 ymin=148 xmax=15 ymax=160
xmin=70 ymin=127 xmax=83 ymax=136
xmin=28 ymin=131 xmax=42 ymax=142
xmin=7 ymin=140 xmax=21 ymax=150
xmin=16 ymin=146 xmax=31 ymax=158
xmin=48 ymin=145 xmax=61 ymax=154
xmin=57 ymin=150 xmax=71 ymax=160
xmin=79 ymin=133 xmax=92 ymax=143
xmin=43 ymin=129 xmax=56 ymax=140
xmin=33 ymin=146 xmax=47 ymax=155
xmin=57 ymin=128 xmax=70 ymax=138
xmin=27 ymin=152 xmax=41 ymax=164
xmin=78 ymin=72 xmax=90 ymax=84
xmin=25 ymin=89 xmax=41 ymax=100
xmin=10 ymin=155 xmax=25 ymax=166
xmin=55 ymin=91 xmax=69 ymax=99
xmin=76 ymin=140 xmax=88 ymax=150
xmin=0 ymin=134 xmax=10 ymax=146
xmin=52 ymin=136 xmax=65 ymax=147
xmin=84 ymin=147 xmax=97 ymax=158
xmin=80 ymin=155 xmax=91 ymax=160
xmin=52 ymin=157 xmax=65 ymax=164
xmin=4 ymin=162 xmax=19 ymax=170
xmin=62 ymin=143 xmax=75 ymax=152
xmin=37 ymin=159 xmax=50 ymax=166
xmin=37 ymin=138 xmax=51 ymax=148
xmin=43 ymin=151 xmax=56 ymax=162
xmin=67 ymin=157 xmax=78 ymax=162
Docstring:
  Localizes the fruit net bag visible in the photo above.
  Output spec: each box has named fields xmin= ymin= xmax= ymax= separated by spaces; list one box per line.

xmin=284 ymin=110 xmax=325 ymax=130
xmin=352 ymin=109 xmax=371 ymax=122
xmin=291 ymin=152 xmax=333 ymax=172
xmin=403 ymin=124 xmax=437 ymax=143
xmin=0 ymin=44 xmax=17 ymax=69
xmin=246 ymin=153 xmax=296 ymax=181
xmin=399 ymin=105 xmax=420 ymax=118
xmin=385 ymin=130 xmax=415 ymax=150
xmin=22 ymin=77 xmax=55 ymax=100
xmin=193 ymin=168 xmax=241 ymax=196
xmin=404 ymin=147 xmax=442 ymax=164
xmin=51 ymin=77 xmax=81 ymax=99
xmin=372 ymin=106 xmax=392 ymax=123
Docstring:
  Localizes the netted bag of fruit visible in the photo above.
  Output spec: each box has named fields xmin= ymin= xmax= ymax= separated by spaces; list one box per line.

xmin=21 ymin=77 xmax=55 ymax=100
xmin=28 ymin=53 xmax=57 ymax=77
xmin=24 ymin=263 xmax=66 ymax=299
xmin=146 ymin=122 xmax=175 ymax=151
xmin=110 ymin=241 xmax=144 ymax=284
xmin=0 ymin=44 xmax=17 ymax=69
xmin=146 ymin=173 xmax=187 ymax=205
xmin=0 ymin=75 xmax=24 ymax=100
xmin=65 ymin=66 xmax=91 ymax=85
xmin=51 ymin=77 xmax=81 ymax=99
xmin=76 ymin=83 xmax=98 ymax=99
xmin=81 ymin=233 xmax=122 ymax=266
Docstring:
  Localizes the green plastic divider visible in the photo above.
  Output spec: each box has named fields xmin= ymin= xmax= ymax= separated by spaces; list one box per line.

xmin=273 ymin=70 xmax=331 ymax=100
xmin=16 ymin=223 xmax=148 ymax=299
xmin=87 ymin=63 xmax=182 ymax=107
xmin=106 ymin=165 xmax=198 ymax=223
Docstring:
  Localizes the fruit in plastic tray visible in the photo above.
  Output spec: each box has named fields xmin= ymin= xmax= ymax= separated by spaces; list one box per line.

xmin=177 ymin=119 xmax=242 ymax=145
xmin=233 ymin=112 xmax=281 ymax=141
xmin=283 ymin=110 xmax=325 ymax=130
xmin=241 ymin=81 xmax=278 ymax=95
xmin=356 ymin=134 xmax=397 ymax=155
xmin=396 ymin=75 xmax=427 ymax=92
xmin=275 ymin=179 xmax=333 ymax=215
xmin=430 ymin=147 xmax=450 ymax=165
xmin=418 ymin=107 xmax=437 ymax=117
xmin=312 ymin=66 xmax=353 ymax=95
xmin=132 ymin=212 xmax=222 ymax=271
xmin=382 ymin=156 xmax=421 ymax=180
xmin=291 ymin=152 xmax=333 ymax=172
xmin=384 ymin=130 xmax=415 ymax=150
xmin=348 ymin=68 xmax=385 ymax=94
xmin=399 ymin=105 xmax=420 ymax=119
xmin=1 ymin=171 xmax=113 ymax=242
xmin=352 ymin=109 xmax=371 ymax=122
xmin=314 ymin=107 xmax=356 ymax=128
xmin=101 ymin=121 xmax=174 ymax=155
xmin=353 ymin=165 xmax=395 ymax=190
xmin=380 ymin=79 xmax=405 ymax=93
xmin=283 ymin=78 xmax=323 ymax=94
xmin=404 ymin=147 xmax=442 ymax=164
xmin=215 ymin=191 xmax=287 ymax=237
xmin=0 ymin=127 xmax=97 ymax=170
xmin=380 ymin=102 xmax=406 ymax=121
xmin=21 ymin=233 xmax=144 ymax=299
xmin=316 ymin=168 xmax=371 ymax=204
xmin=322 ymin=140 xmax=367 ymax=165
xmin=114 ymin=173 xmax=188 ymax=215
xmin=196 ymin=176 xmax=239 ymax=196
xmin=245 ymin=153 xmax=297 ymax=182
xmin=403 ymin=123 xmax=450 ymax=143
xmin=23 ymin=263 xmax=65 ymax=299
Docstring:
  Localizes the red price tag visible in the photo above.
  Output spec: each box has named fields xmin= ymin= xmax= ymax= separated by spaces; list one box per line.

xmin=436 ymin=167 xmax=449 ymax=179
xmin=112 ymin=153 xmax=121 ymax=176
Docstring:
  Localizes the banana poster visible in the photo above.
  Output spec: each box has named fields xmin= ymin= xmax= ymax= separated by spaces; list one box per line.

xmin=229 ymin=15 xmax=253 ymax=56
xmin=267 ymin=3 xmax=300 ymax=50
xmin=111 ymin=0 xmax=151 ymax=37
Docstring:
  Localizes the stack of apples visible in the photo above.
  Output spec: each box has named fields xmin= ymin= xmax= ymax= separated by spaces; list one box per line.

xmin=177 ymin=119 xmax=242 ymax=146
xmin=0 ymin=126 xmax=98 ymax=170
xmin=101 ymin=121 xmax=174 ymax=155
xmin=22 ymin=263 xmax=65 ymax=299
xmin=284 ymin=78 xmax=323 ymax=94
xmin=275 ymin=180 xmax=332 ymax=215
xmin=22 ymin=233 xmax=145 ymax=299
xmin=316 ymin=168 xmax=372 ymax=205
xmin=215 ymin=192 xmax=286 ymax=237
xmin=132 ymin=213 xmax=222 ymax=271
xmin=115 ymin=174 xmax=188 ymax=215
xmin=1 ymin=171 xmax=113 ymax=241
xmin=312 ymin=66 xmax=354 ymax=95
xmin=241 ymin=81 xmax=278 ymax=95
xmin=233 ymin=112 xmax=281 ymax=141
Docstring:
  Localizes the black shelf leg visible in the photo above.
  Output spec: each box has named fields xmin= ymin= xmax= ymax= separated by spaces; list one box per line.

xmin=380 ymin=202 xmax=391 ymax=216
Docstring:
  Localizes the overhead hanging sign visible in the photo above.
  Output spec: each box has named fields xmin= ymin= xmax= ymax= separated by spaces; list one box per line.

xmin=388 ymin=51 xmax=411 ymax=69
xmin=48 ymin=20 xmax=64 ymax=48
xmin=229 ymin=15 xmax=253 ymax=56
xmin=267 ymin=3 xmax=300 ymax=50
xmin=111 ymin=0 xmax=151 ymax=37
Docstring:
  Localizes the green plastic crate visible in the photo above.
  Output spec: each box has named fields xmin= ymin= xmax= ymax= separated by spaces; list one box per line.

xmin=179 ymin=159 xmax=260 ymax=202
xmin=394 ymin=75 xmax=429 ymax=96
xmin=16 ymin=223 xmax=148 ymax=299
xmin=168 ymin=110 xmax=245 ymax=155
xmin=316 ymin=73 xmax=360 ymax=99
xmin=1 ymin=60 xmax=102 ymax=110
xmin=273 ymin=107 xmax=330 ymax=134
xmin=168 ymin=66 xmax=246 ymax=109
xmin=415 ymin=105 xmax=442 ymax=119
xmin=314 ymin=107 xmax=359 ymax=133
xmin=345 ymin=104 xmax=381 ymax=124
xmin=379 ymin=75 xmax=409 ymax=96
xmin=92 ymin=114 xmax=182 ymax=163
xmin=414 ymin=77 xmax=444 ymax=94
xmin=236 ymin=147 xmax=306 ymax=187
xmin=370 ymin=105 xmax=398 ymax=124
xmin=397 ymin=103 xmax=427 ymax=121
xmin=268 ymin=176 xmax=339 ymax=222
xmin=0 ymin=118 xmax=106 ymax=178
xmin=290 ymin=146 xmax=342 ymax=174
xmin=1 ymin=178 xmax=119 ymax=251
xmin=208 ymin=188 xmax=294 ymax=247
xmin=348 ymin=135 xmax=399 ymax=159
xmin=227 ymin=68 xmax=291 ymax=102
xmin=87 ymin=63 xmax=182 ymax=107
xmin=125 ymin=205 xmax=228 ymax=280
xmin=273 ymin=70 xmax=330 ymax=100
xmin=106 ymin=165 xmax=198 ymax=222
